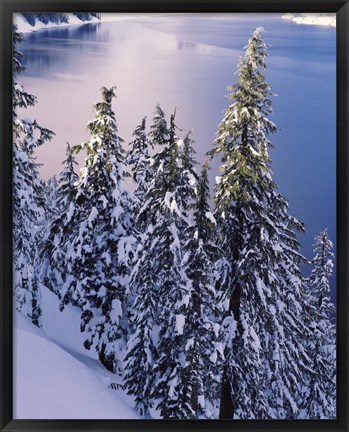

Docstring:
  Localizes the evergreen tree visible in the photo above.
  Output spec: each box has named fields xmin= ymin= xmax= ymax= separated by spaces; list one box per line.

xmin=57 ymin=142 xmax=79 ymax=210
xmin=181 ymin=161 xmax=223 ymax=418
xmin=127 ymin=106 xmax=198 ymax=418
xmin=122 ymin=231 xmax=158 ymax=418
xmin=299 ymin=229 xmax=336 ymax=418
xmin=44 ymin=175 xmax=59 ymax=220
xmin=39 ymin=143 xmax=79 ymax=295
xmin=60 ymin=87 xmax=136 ymax=373
xmin=151 ymin=201 xmax=194 ymax=419
xmin=209 ymin=27 xmax=310 ymax=419
xmin=137 ymin=104 xmax=171 ymax=228
xmin=13 ymin=26 xmax=54 ymax=326
xmin=123 ymin=105 xmax=171 ymax=417
xmin=127 ymin=117 xmax=153 ymax=204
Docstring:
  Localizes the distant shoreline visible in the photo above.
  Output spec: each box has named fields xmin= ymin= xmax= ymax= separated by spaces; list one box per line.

xmin=14 ymin=13 xmax=156 ymax=34
xmin=15 ymin=12 xmax=336 ymax=35
xmin=282 ymin=13 xmax=336 ymax=27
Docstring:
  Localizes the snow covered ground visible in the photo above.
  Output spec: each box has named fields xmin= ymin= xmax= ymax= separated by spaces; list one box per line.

xmin=13 ymin=286 xmax=140 ymax=419
xmin=14 ymin=13 xmax=155 ymax=34
xmin=282 ymin=13 xmax=336 ymax=27
xmin=14 ymin=14 xmax=101 ymax=34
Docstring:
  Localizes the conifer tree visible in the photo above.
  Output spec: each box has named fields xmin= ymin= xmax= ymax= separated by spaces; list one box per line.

xmin=127 ymin=117 xmax=153 ymax=204
xmin=39 ymin=143 xmax=79 ymax=295
xmin=209 ymin=27 xmax=310 ymax=419
xmin=181 ymin=161 xmax=223 ymax=418
xmin=123 ymin=105 xmax=172 ymax=417
xmin=57 ymin=142 xmax=79 ymax=210
xmin=136 ymin=104 xmax=171 ymax=229
xmin=60 ymin=87 xmax=136 ymax=373
xmin=13 ymin=26 xmax=54 ymax=326
xmin=299 ymin=229 xmax=336 ymax=418
xmin=126 ymin=106 xmax=198 ymax=418
xmin=44 ymin=175 xmax=59 ymax=220
xmin=122 ymin=232 xmax=158 ymax=418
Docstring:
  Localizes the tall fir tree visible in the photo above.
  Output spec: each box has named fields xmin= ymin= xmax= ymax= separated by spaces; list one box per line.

xmin=125 ymin=106 xmax=201 ymax=418
xmin=122 ymin=229 xmax=158 ymax=418
xmin=299 ymin=229 xmax=336 ymax=418
xmin=44 ymin=175 xmax=59 ymax=220
xmin=209 ymin=27 xmax=311 ymax=419
xmin=39 ymin=143 xmax=79 ymax=295
xmin=57 ymin=142 xmax=79 ymax=211
xmin=181 ymin=160 xmax=224 ymax=418
xmin=123 ymin=105 xmax=172 ymax=417
xmin=127 ymin=117 xmax=153 ymax=204
xmin=60 ymin=87 xmax=136 ymax=373
xmin=13 ymin=26 xmax=54 ymax=326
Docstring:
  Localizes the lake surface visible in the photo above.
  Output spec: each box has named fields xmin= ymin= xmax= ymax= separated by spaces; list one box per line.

xmin=17 ymin=13 xmax=336 ymax=297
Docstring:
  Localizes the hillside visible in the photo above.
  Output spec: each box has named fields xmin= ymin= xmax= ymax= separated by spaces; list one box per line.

xmin=13 ymin=287 xmax=140 ymax=419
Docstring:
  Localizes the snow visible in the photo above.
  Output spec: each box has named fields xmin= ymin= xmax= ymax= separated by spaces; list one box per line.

xmin=14 ymin=12 xmax=157 ymax=34
xmin=164 ymin=191 xmax=173 ymax=210
xmin=13 ymin=286 xmax=140 ymax=419
xmin=14 ymin=13 xmax=101 ymax=34
xmin=169 ymin=223 xmax=181 ymax=251
xmin=198 ymin=395 xmax=205 ymax=410
xmin=250 ymin=327 xmax=261 ymax=350
xmin=168 ymin=374 xmax=179 ymax=399
xmin=205 ymin=211 xmax=216 ymax=225
xmin=87 ymin=206 xmax=98 ymax=227
xmin=269 ymin=304 xmax=276 ymax=316
xmin=281 ymin=13 xmax=336 ymax=27
xmin=111 ymin=298 xmax=123 ymax=321
xmin=175 ymin=314 xmax=185 ymax=335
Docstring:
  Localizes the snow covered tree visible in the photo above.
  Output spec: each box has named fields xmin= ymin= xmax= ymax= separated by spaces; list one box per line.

xmin=181 ymin=160 xmax=224 ymax=418
xmin=13 ymin=26 xmax=54 ymax=326
xmin=44 ymin=175 xmax=59 ymax=220
xmin=59 ymin=87 xmax=136 ymax=373
xmin=209 ymin=27 xmax=311 ymax=419
xmin=122 ymin=231 xmax=158 ymax=418
xmin=39 ymin=143 xmax=79 ymax=295
xmin=151 ymin=205 xmax=194 ymax=419
xmin=123 ymin=105 xmax=172 ymax=417
xmin=127 ymin=117 xmax=153 ymax=204
xmin=299 ymin=229 xmax=336 ymax=418
xmin=57 ymin=142 xmax=79 ymax=211
xmin=126 ymin=106 xmax=201 ymax=418
xmin=135 ymin=103 xmax=174 ymax=232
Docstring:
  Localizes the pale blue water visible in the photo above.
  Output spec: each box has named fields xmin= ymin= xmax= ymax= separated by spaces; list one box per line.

xmin=17 ymin=13 xmax=336 ymax=299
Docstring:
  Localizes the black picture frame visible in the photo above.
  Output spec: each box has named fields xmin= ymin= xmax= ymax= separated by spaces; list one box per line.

xmin=1 ymin=1 xmax=348 ymax=431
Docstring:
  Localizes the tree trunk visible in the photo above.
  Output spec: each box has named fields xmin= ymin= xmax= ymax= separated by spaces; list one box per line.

xmin=218 ymin=281 xmax=241 ymax=419
xmin=219 ymin=207 xmax=243 ymax=420
xmin=219 ymin=364 xmax=235 ymax=419
xmin=191 ymin=290 xmax=201 ymax=415
xmin=99 ymin=344 xmax=116 ymax=373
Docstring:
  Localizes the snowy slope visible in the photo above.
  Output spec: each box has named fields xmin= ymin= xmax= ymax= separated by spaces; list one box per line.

xmin=14 ymin=13 xmax=101 ymax=34
xmin=14 ymin=13 xmax=155 ymax=34
xmin=13 ymin=287 xmax=140 ymax=419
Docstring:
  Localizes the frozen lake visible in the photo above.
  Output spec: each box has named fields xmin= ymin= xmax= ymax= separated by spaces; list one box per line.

xmin=17 ymin=13 xmax=336 ymax=296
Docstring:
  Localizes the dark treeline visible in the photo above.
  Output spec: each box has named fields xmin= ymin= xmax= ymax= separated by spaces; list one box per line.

xmin=13 ymin=25 xmax=336 ymax=420
xmin=20 ymin=12 xmax=101 ymax=27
